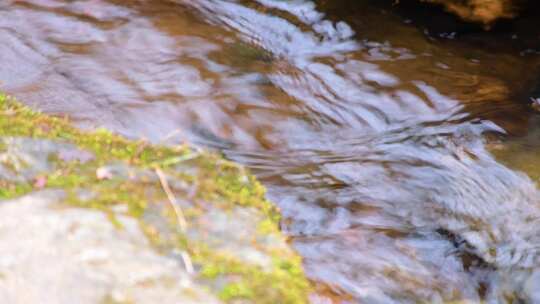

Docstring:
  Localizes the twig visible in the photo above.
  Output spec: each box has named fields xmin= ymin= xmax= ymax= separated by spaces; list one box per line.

xmin=180 ymin=250 xmax=194 ymax=274
xmin=155 ymin=167 xmax=187 ymax=232
xmin=155 ymin=167 xmax=194 ymax=275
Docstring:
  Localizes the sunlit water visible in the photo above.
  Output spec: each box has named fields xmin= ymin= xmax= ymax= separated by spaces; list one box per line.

xmin=2 ymin=0 xmax=540 ymax=302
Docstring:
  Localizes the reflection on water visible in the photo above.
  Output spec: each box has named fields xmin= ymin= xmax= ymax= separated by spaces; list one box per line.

xmin=2 ymin=0 xmax=540 ymax=302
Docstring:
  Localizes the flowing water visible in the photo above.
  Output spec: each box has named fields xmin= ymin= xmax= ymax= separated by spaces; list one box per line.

xmin=2 ymin=0 xmax=540 ymax=302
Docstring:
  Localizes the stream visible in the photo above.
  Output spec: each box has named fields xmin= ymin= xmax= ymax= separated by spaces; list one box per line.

xmin=2 ymin=0 xmax=540 ymax=302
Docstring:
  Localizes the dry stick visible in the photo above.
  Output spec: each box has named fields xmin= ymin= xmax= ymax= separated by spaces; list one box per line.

xmin=180 ymin=251 xmax=195 ymax=275
xmin=155 ymin=166 xmax=194 ymax=275
xmin=155 ymin=167 xmax=188 ymax=231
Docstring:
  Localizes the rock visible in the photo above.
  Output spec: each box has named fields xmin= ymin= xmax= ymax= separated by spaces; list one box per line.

xmin=0 ymin=94 xmax=311 ymax=303
xmin=421 ymin=0 xmax=518 ymax=24
xmin=187 ymin=207 xmax=289 ymax=270
xmin=0 ymin=137 xmax=94 ymax=183
xmin=0 ymin=190 xmax=219 ymax=304
xmin=532 ymin=97 xmax=540 ymax=112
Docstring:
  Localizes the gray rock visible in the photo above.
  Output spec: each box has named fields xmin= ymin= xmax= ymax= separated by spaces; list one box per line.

xmin=0 ymin=190 xmax=220 ymax=304
xmin=0 ymin=137 xmax=94 ymax=182
xmin=188 ymin=207 xmax=286 ymax=270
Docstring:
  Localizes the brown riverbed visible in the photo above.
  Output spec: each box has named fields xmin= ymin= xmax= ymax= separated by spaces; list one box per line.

xmin=2 ymin=0 xmax=540 ymax=302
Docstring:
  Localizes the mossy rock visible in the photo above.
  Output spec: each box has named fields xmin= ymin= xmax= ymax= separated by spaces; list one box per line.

xmin=0 ymin=93 xmax=311 ymax=303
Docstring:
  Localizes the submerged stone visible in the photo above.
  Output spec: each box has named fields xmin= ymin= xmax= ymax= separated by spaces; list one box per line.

xmin=421 ymin=0 xmax=518 ymax=24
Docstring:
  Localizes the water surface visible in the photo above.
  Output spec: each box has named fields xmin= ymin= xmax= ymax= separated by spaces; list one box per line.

xmin=2 ymin=0 xmax=540 ymax=302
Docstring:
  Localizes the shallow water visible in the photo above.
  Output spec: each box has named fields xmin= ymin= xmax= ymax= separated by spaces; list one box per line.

xmin=2 ymin=0 xmax=540 ymax=302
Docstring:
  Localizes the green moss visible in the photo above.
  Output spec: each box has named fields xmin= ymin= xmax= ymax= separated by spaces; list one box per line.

xmin=220 ymin=282 xmax=254 ymax=300
xmin=197 ymin=249 xmax=309 ymax=303
xmin=0 ymin=181 xmax=32 ymax=200
xmin=0 ymin=94 xmax=279 ymax=217
xmin=0 ymin=93 xmax=311 ymax=303
xmin=257 ymin=218 xmax=277 ymax=235
xmin=0 ymin=95 xmax=184 ymax=168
